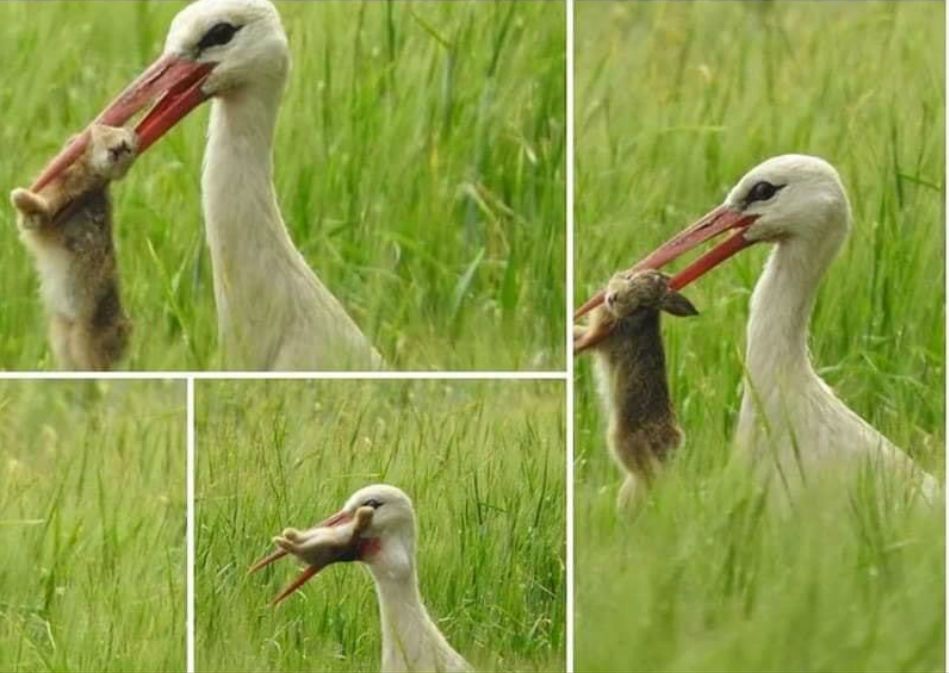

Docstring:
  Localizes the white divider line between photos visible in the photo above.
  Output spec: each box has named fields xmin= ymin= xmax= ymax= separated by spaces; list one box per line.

xmin=0 ymin=371 xmax=569 ymax=381
xmin=565 ymin=0 xmax=576 ymax=671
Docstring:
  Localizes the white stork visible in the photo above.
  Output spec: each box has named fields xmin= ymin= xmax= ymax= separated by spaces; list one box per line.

xmin=577 ymin=155 xmax=939 ymax=501
xmin=250 ymin=484 xmax=473 ymax=673
xmin=31 ymin=0 xmax=383 ymax=371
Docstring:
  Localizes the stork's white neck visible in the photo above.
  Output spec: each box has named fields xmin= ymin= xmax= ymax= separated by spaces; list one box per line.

xmin=736 ymin=227 xmax=848 ymax=466
xmin=736 ymin=223 xmax=941 ymax=501
xmin=203 ymin=81 xmax=291 ymax=261
xmin=202 ymin=83 xmax=288 ymax=363
xmin=201 ymin=83 xmax=313 ymax=368
xmin=200 ymin=82 xmax=382 ymax=370
xmin=372 ymin=565 xmax=433 ymax=646
xmin=744 ymin=232 xmax=844 ymax=390
xmin=367 ymin=541 xmax=468 ymax=673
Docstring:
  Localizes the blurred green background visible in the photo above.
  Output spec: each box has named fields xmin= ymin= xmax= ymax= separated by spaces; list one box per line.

xmin=0 ymin=380 xmax=185 ymax=672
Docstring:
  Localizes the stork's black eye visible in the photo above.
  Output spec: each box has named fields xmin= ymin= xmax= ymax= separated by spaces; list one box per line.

xmin=198 ymin=22 xmax=241 ymax=52
xmin=362 ymin=498 xmax=383 ymax=509
xmin=744 ymin=180 xmax=784 ymax=206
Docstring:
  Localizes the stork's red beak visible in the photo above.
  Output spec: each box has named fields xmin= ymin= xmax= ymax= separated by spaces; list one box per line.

xmin=573 ymin=205 xmax=759 ymax=353
xmin=247 ymin=509 xmax=353 ymax=607
xmin=31 ymin=54 xmax=214 ymax=191
xmin=575 ymin=205 xmax=759 ymax=321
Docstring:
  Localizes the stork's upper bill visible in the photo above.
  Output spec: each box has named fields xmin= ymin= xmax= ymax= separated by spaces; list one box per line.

xmin=575 ymin=154 xmax=851 ymax=321
xmin=31 ymin=0 xmax=289 ymax=192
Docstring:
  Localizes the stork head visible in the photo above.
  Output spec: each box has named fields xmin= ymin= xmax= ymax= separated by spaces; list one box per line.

xmin=575 ymin=154 xmax=852 ymax=320
xmin=165 ymin=0 xmax=289 ymax=98
xmin=248 ymin=484 xmax=416 ymax=605
xmin=725 ymin=155 xmax=851 ymax=246
xmin=342 ymin=484 xmax=417 ymax=579
xmin=31 ymin=0 xmax=290 ymax=191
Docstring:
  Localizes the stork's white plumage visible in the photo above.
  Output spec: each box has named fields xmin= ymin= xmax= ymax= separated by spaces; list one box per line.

xmin=168 ymin=0 xmax=383 ymax=370
xmin=251 ymin=485 xmax=472 ymax=673
xmin=34 ymin=0 xmax=384 ymax=370
xmin=723 ymin=156 xmax=937 ymax=498
xmin=345 ymin=485 xmax=472 ymax=673
xmin=577 ymin=155 xmax=938 ymax=500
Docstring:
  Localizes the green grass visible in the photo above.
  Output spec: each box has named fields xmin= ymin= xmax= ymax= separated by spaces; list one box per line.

xmin=0 ymin=380 xmax=185 ymax=673
xmin=574 ymin=2 xmax=945 ymax=671
xmin=195 ymin=379 xmax=565 ymax=672
xmin=0 ymin=0 xmax=565 ymax=371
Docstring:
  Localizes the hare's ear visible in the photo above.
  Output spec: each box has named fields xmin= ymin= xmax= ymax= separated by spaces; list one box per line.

xmin=354 ymin=506 xmax=375 ymax=531
xmin=661 ymin=292 xmax=699 ymax=317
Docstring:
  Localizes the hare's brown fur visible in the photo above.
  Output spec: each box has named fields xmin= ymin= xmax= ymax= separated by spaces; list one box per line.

xmin=11 ymin=125 xmax=136 ymax=371
xmin=583 ymin=270 xmax=697 ymax=507
xmin=274 ymin=506 xmax=375 ymax=567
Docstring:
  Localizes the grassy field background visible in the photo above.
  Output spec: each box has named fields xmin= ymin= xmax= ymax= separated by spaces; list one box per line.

xmin=0 ymin=380 xmax=185 ymax=673
xmin=0 ymin=0 xmax=565 ymax=371
xmin=574 ymin=2 xmax=945 ymax=672
xmin=195 ymin=379 xmax=565 ymax=672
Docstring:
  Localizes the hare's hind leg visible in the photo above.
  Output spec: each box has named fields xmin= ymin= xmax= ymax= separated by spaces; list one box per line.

xmin=67 ymin=323 xmax=111 ymax=372
xmin=617 ymin=473 xmax=647 ymax=512
xmin=48 ymin=314 xmax=77 ymax=370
